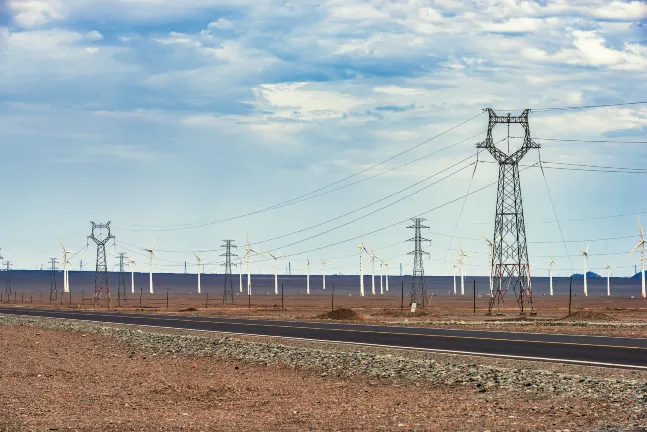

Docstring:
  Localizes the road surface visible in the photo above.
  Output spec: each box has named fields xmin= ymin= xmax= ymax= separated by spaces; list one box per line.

xmin=1 ymin=307 xmax=646 ymax=369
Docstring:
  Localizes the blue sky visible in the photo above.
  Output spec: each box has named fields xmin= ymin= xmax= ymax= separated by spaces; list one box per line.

xmin=0 ymin=0 xmax=646 ymax=278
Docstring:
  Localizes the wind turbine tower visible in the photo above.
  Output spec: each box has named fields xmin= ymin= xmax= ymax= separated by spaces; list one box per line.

xmin=265 ymin=250 xmax=285 ymax=295
xmin=629 ymin=216 xmax=646 ymax=298
xmin=140 ymin=237 xmax=159 ymax=294
xmin=452 ymin=263 xmax=457 ymax=295
xmin=194 ymin=253 xmax=206 ymax=294
xmin=547 ymin=253 xmax=557 ymax=296
xmin=368 ymin=245 xmax=378 ymax=296
xmin=603 ymin=258 xmax=615 ymax=297
xmin=88 ymin=221 xmax=115 ymax=306
xmin=477 ymin=109 xmax=539 ymax=314
xmin=384 ymin=261 xmax=390 ymax=292
xmin=356 ymin=233 xmax=367 ymax=296
xmin=243 ymin=233 xmax=258 ymax=296
xmin=379 ymin=259 xmax=384 ymax=295
xmin=128 ymin=258 xmax=137 ymax=294
xmin=306 ymin=258 xmax=311 ymax=295
xmin=458 ymin=246 xmax=469 ymax=296
xmin=321 ymin=260 xmax=327 ymax=290
xmin=580 ymin=242 xmax=590 ymax=296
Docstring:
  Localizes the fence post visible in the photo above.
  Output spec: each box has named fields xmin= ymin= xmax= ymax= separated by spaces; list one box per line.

xmin=82 ymin=291 xmax=84 ymax=306
xmin=400 ymin=281 xmax=404 ymax=311
xmin=473 ymin=279 xmax=476 ymax=314
xmin=140 ymin=286 xmax=142 ymax=306
xmin=69 ymin=290 xmax=72 ymax=306
xmin=331 ymin=284 xmax=334 ymax=311
xmin=205 ymin=293 xmax=208 ymax=309
xmin=166 ymin=290 xmax=169 ymax=309
xmin=568 ymin=276 xmax=573 ymax=315
xmin=281 ymin=284 xmax=284 ymax=310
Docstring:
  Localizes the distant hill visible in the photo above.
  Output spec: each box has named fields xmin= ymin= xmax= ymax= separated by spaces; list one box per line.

xmin=631 ymin=271 xmax=645 ymax=279
xmin=571 ymin=271 xmax=602 ymax=279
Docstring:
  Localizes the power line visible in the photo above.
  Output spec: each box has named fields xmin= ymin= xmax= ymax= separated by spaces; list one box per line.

xmin=532 ymin=137 xmax=647 ymax=144
xmin=533 ymin=100 xmax=647 ymax=112
xmin=116 ymin=113 xmax=484 ymax=232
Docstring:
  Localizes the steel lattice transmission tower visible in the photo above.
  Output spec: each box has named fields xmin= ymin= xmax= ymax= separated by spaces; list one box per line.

xmin=408 ymin=218 xmax=430 ymax=307
xmin=88 ymin=221 xmax=115 ymax=307
xmin=221 ymin=240 xmax=237 ymax=304
xmin=49 ymin=258 xmax=59 ymax=301
xmin=477 ymin=109 xmax=540 ymax=314
xmin=116 ymin=252 xmax=127 ymax=303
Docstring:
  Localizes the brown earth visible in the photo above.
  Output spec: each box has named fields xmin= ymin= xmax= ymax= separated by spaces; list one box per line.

xmin=0 ymin=325 xmax=643 ymax=432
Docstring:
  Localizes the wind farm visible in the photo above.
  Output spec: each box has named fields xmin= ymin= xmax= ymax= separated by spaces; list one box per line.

xmin=2 ymin=1 xmax=647 ymax=431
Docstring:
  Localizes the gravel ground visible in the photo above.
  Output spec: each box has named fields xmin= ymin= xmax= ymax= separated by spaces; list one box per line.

xmin=1 ymin=323 xmax=646 ymax=431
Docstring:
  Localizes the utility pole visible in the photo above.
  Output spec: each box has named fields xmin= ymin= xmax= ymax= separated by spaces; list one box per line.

xmin=221 ymin=240 xmax=237 ymax=304
xmin=400 ymin=263 xmax=402 ymax=276
xmin=49 ymin=258 xmax=59 ymax=302
xmin=80 ymin=260 xmax=83 ymax=271
xmin=184 ymin=261 xmax=187 ymax=274
xmin=477 ymin=109 xmax=539 ymax=315
xmin=408 ymin=218 xmax=430 ymax=307
xmin=88 ymin=221 xmax=115 ymax=307
xmin=4 ymin=261 xmax=12 ymax=296
xmin=116 ymin=253 xmax=127 ymax=303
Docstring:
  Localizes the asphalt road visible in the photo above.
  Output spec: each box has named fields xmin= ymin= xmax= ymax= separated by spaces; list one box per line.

xmin=1 ymin=307 xmax=646 ymax=369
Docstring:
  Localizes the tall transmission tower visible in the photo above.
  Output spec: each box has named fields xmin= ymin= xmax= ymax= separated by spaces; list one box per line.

xmin=407 ymin=218 xmax=430 ymax=307
xmin=88 ymin=221 xmax=115 ymax=307
xmin=80 ymin=260 xmax=83 ymax=271
xmin=116 ymin=252 xmax=127 ymax=303
xmin=4 ymin=261 xmax=12 ymax=296
xmin=477 ymin=109 xmax=539 ymax=314
xmin=49 ymin=258 xmax=59 ymax=301
xmin=221 ymin=240 xmax=237 ymax=304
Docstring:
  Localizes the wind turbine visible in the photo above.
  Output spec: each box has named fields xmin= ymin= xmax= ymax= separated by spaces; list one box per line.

xmin=629 ymin=216 xmax=646 ymax=298
xmin=379 ymin=259 xmax=384 ymax=295
xmin=547 ymin=252 xmax=557 ymax=296
xmin=384 ymin=261 xmax=390 ymax=292
xmin=140 ymin=237 xmax=159 ymax=294
xmin=602 ymin=258 xmax=615 ymax=297
xmin=321 ymin=260 xmax=327 ymax=290
xmin=481 ymin=233 xmax=494 ymax=297
xmin=458 ymin=245 xmax=469 ymax=296
xmin=194 ymin=253 xmax=206 ymax=294
xmin=452 ymin=262 xmax=457 ymax=295
xmin=243 ymin=232 xmax=258 ymax=296
xmin=306 ymin=258 xmax=311 ymax=295
xmin=238 ymin=258 xmax=243 ymax=293
xmin=580 ymin=242 xmax=590 ymax=296
xmin=60 ymin=239 xmax=82 ymax=293
xmin=368 ymin=244 xmax=378 ymax=296
xmin=265 ymin=251 xmax=285 ymax=295
xmin=128 ymin=258 xmax=137 ymax=294
xmin=356 ymin=233 xmax=366 ymax=296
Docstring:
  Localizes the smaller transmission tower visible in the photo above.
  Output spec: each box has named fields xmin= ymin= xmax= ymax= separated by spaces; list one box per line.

xmin=221 ymin=240 xmax=237 ymax=304
xmin=116 ymin=253 xmax=127 ymax=303
xmin=49 ymin=258 xmax=59 ymax=301
xmin=408 ymin=218 xmax=430 ymax=307
xmin=4 ymin=261 xmax=12 ymax=296
xmin=88 ymin=221 xmax=115 ymax=307
xmin=80 ymin=260 xmax=83 ymax=271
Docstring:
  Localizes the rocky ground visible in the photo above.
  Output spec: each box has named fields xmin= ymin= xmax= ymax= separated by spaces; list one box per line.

xmin=1 ymin=314 xmax=646 ymax=431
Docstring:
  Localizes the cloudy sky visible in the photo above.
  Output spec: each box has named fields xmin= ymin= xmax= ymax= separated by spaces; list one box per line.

xmin=0 ymin=0 xmax=646 ymax=277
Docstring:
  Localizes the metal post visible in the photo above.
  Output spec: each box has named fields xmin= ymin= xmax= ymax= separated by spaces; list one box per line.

xmin=82 ymin=291 xmax=84 ymax=306
xmin=568 ymin=275 xmax=572 ymax=315
xmin=473 ymin=279 xmax=476 ymax=313
xmin=69 ymin=290 xmax=71 ymax=306
xmin=205 ymin=293 xmax=208 ymax=309
xmin=60 ymin=292 xmax=62 ymax=306
xmin=400 ymin=281 xmax=404 ymax=311
xmin=140 ymin=286 xmax=142 ymax=306
xmin=166 ymin=290 xmax=169 ymax=309
xmin=331 ymin=284 xmax=334 ymax=311
xmin=281 ymin=283 xmax=284 ymax=310
xmin=248 ymin=292 xmax=251 ymax=309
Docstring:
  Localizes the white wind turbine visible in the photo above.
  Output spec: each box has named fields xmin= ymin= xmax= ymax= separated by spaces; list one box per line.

xmin=265 ymin=251 xmax=285 ymax=295
xmin=368 ymin=244 xmax=379 ymax=296
xmin=60 ymin=239 xmax=78 ymax=293
xmin=321 ymin=260 xmax=327 ymax=290
xmin=458 ymin=245 xmax=469 ymax=296
xmin=140 ymin=237 xmax=159 ymax=294
xmin=243 ymin=232 xmax=258 ymax=296
xmin=194 ymin=253 xmax=206 ymax=294
xmin=481 ymin=233 xmax=494 ymax=297
xmin=128 ymin=258 xmax=137 ymax=294
xmin=602 ymin=258 xmax=615 ymax=297
xmin=238 ymin=258 xmax=243 ymax=293
xmin=547 ymin=252 xmax=557 ymax=296
xmin=452 ymin=262 xmax=457 ymax=295
xmin=629 ymin=215 xmax=646 ymax=299
xmin=384 ymin=261 xmax=390 ymax=292
xmin=379 ymin=259 xmax=384 ymax=295
xmin=306 ymin=258 xmax=311 ymax=295
xmin=580 ymin=242 xmax=590 ymax=297
xmin=356 ymin=234 xmax=366 ymax=296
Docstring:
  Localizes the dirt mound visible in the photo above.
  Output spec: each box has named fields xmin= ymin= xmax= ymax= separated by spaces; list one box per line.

xmin=179 ymin=307 xmax=199 ymax=312
xmin=561 ymin=310 xmax=614 ymax=322
xmin=316 ymin=308 xmax=362 ymax=321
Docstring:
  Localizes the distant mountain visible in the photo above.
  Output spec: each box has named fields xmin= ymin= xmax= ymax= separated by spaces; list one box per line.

xmin=631 ymin=271 xmax=645 ymax=279
xmin=571 ymin=271 xmax=602 ymax=279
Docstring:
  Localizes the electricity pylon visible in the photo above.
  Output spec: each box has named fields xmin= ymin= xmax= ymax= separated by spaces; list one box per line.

xmin=407 ymin=218 xmax=430 ymax=307
xmin=116 ymin=252 xmax=127 ymax=303
xmin=88 ymin=221 xmax=115 ymax=307
xmin=221 ymin=240 xmax=237 ymax=304
xmin=477 ymin=109 xmax=539 ymax=314
xmin=49 ymin=258 xmax=59 ymax=302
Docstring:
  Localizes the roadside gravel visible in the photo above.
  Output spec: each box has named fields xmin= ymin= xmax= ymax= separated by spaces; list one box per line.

xmin=1 ymin=313 xmax=646 ymax=411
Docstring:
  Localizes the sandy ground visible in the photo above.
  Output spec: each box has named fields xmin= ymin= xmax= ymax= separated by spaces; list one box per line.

xmin=3 ymin=291 xmax=647 ymax=337
xmin=0 ymin=325 xmax=644 ymax=432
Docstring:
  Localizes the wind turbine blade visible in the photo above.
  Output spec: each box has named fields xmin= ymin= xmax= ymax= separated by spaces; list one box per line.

xmin=639 ymin=215 xmax=644 ymax=238
xmin=480 ymin=232 xmax=492 ymax=244
xmin=585 ymin=241 xmax=590 ymax=253
xmin=246 ymin=231 xmax=250 ymax=248
xmin=629 ymin=242 xmax=643 ymax=255
xmin=151 ymin=236 xmax=160 ymax=251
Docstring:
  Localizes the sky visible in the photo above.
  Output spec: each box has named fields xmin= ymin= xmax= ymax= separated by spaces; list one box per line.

xmin=0 ymin=0 xmax=646 ymax=277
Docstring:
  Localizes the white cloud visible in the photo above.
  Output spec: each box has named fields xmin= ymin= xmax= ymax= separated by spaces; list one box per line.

xmin=85 ymin=144 xmax=161 ymax=161
xmin=592 ymin=1 xmax=647 ymax=20
xmin=85 ymin=30 xmax=103 ymax=41
xmin=482 ymin=17 xmax=561 ymax=33
xmin=85 ymin=46 xmax=99 ymax=55
xmin=206 ymin=18 xmax=234 ymax=30
xmin=154 ymin=31 xmax=201 ymax=47
xmin=8 ymin=0 xmax=65 ymax=28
